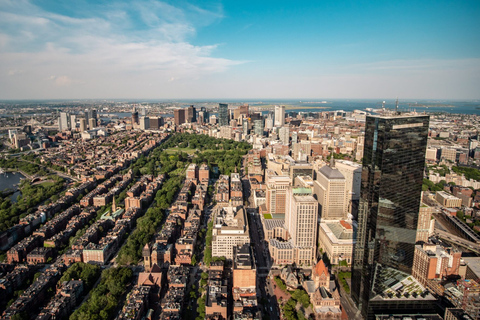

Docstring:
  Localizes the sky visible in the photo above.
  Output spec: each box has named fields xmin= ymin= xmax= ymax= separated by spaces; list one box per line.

xmin=0 ymin=0 xmax=479 ymax=100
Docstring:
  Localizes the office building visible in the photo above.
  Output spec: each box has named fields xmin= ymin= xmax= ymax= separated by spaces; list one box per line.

xmin=233 ymin=104 xmax=249 ymax=121
xmin=218 ymin=103 xmax=229 ymax=127
xmin=211 ymin=206 xmax=249 ymax=260
xmin=435 ymin=191 xmax=462 ymax=208
xmin=198 ymin=107 xmax=209 ymax=125
xmin=334 ymin=159 xmax=362 ymax=202
xmin=416 ymin=204 xmax=433 ymax=243
xmin=131 ymin=107 xmax=139 ymax=126
xmin=174 ymin=109 xmax=185 ymax=126
xmin=412 ymin=241 xmax=461 ymax=286
xmin=275 ymin=105 xmax=285 ymax=127
xmin=79 ymin=118 xmax=87 ymax=132
xmin=149 ymin=116 xmax=163 ymax=129
xmin=279 ymin=126 xmax=290 ymax=145
xmin=265 ymin=172 xmax=291 ymax=215
xmin=318 ymin=219 xmax=356 ymax=266
xmin=87 ymin=109 xmax=97 ymax=121
xmin=285 ymin=187 xmax=318 ymax=264
xmin=186 ymin=105 xmax=196 ymax=123
xmin=59 ymin=112 xmax=69 ymax=131
xmin=140 ymin=117 xmax=150 ymax=130
xmin=314 ymin=159 xmax=347 ymax=220
xmin=352 ymin=114 xmax=430 ymax=319
xmin=254 ymin=119 xmax=264 ymax=136
xmin=70 ymin=114 xmax=77 ymax=130
xmin=13 ymin=132 xmax=30 ymax=149
xmin=88 ymin=118 xmax=97 ymax=129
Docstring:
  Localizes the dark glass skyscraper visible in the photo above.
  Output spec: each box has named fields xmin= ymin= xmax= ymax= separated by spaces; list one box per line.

xmin=219 ymin=103 xmax=229 ymax=126
xmin=352 ymin=114 xmax=430 ymax=319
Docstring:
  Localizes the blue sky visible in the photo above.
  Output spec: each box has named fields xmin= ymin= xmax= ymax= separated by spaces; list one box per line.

xmin=0 ymin=0 xmax=479 ymax=99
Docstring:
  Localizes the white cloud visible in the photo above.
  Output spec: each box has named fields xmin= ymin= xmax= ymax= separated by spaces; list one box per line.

xmin=0 ymin=0 xmax=243 ymax=98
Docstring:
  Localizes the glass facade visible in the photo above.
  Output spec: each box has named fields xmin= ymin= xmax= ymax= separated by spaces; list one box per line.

xmin=352 ymin=114 xmax=429 ymax=319
xmin=219 ymin=103 xmax=229 ymax=126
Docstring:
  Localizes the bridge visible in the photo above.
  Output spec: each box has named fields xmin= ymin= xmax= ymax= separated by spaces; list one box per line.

xmin=434 ymin=229 xmax=480 ymax=254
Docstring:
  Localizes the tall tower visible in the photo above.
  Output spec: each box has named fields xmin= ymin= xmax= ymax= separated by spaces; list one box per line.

xmin=314 ymin=159 xmax=347 ymax=220
xmin=131 ymin=107 xmax=139 ymax=126
xmin=186 ymin=105 xmax=196 ymax=123
xmin=265 ymin=173 xmax=291 ymax=215
xmin=59 ymin=112 xmax=69 ymax=131
xmin=285 ymin=187 xmax=318 ymax=265
xmin=352 ymin=114 xmax=430 ymax=319
xmin=174 ymin=109 xmax=185 ymax=126
xmin=218 ymin=103 xmax=229 ymax=126
xmin=274 ymin=105 xmax=285 ymax=127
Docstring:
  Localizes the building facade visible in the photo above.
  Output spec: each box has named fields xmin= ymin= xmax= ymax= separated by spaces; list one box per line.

xmin=218 ymin=103 xmax=229 ymax=127
xmin=352 ymin=114 xmax=430 ymax=319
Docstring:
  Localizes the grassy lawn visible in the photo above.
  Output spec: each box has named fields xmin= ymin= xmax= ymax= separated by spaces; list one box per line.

xmin=263 ymin=213 xmax=273 ymax=219
xmin=39 ymin=181 xmax=55 ymax=188
xmin=170 ymin=168 xmax=186 ymax=176
xmin=165 ymin=147 xmax=197 ymax=155
xmin=338 ymin=271 xmax=351 ymax=294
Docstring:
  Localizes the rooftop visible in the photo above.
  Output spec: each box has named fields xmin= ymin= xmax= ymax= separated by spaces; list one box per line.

xmin=318 ymin=165 xmax=345 ymax=180
xmin=371 ymin=266 xmax=436 ymax=301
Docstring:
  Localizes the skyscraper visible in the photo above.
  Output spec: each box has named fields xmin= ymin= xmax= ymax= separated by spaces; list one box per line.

xmin=352 ymin=114 xmax=430 ymax=319
xmin=274 ymin=105 xmax=285 ymax=127
xmin=314 ymin=159 xmax=347 ymax=220
xmin=254 ymin=119 xmax=264 ymax=136
xmin=79 ymin=118 xmax=87 ymax=132
xmin=174 ymin=109 xmax=185 ymax=126
xmin=59 ymin=112 xmax=69 ymax=131
xmin=186 ymin=105 xmax=196 ymax=123
xmin=285 ymin=187 xmax=318 ymax=265
xmin=218 ymin=103 xmax=229 ymax=126
xmin=131 ymin=107 xmax=139 ymax=126
xmin=87 ymin=109 xmax=97 ymax=121
xmin=70 ymin=114 xmax=77 ymax=130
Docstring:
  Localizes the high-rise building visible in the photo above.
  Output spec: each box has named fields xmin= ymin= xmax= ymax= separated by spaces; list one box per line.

xmin=212 ymin=206 xmax=250 ymax=260
xmin=334 ymin=160 xmax=362 ymax=202
xmin=416 ymin=204 xmax=433 ymax=243
xmin=233 ymin=104 xmax=249 ymax=120
xmin=278 ymin=126 xmax=290 ymax=145
xmin=79 ymin=118 xmax=87 ymax=132
xmin=254 ymin=119 xmax=264 ymax=136
xmin=131 ymin=107 xmax=139 ymax=126
xmin=140 ymin=117 xmax=150 ymax=130
xmin=88 ymin=118 xmax=96 ymax=129
xmin=70 ymin=114 xmax=77 ymax=131
xmin=87 ymin=109 xmax=97 ymax=122
xmin=274 ymin=105 xmax=285 ymax=127
xmin=266 ymin=172 xmax=291 ymax=215
xmin=285 ymin=187 xmax=318 ymax=264
xmin=412 ymin=241 xmax=461 ymax=287
xmin=314 ymin=159 xmax=347 ymax=220
xmin=174 ymin=109 xmax=185 ymax=126
xmin=59 ymin=112 xmax=69 ymax=131
xmin=218 ymin=103 xmax=229 ymax=126
xmin=149 ymin=117 xmax=162 ymax=129
xmin=186 ymin=105 xmax=196 ymax=123
xmin=352 ymin=114 xmax=430 ymax=319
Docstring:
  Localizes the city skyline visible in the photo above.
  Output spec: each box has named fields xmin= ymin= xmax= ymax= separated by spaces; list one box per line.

xmin=1 ymin=0 xmax=479 ymax=100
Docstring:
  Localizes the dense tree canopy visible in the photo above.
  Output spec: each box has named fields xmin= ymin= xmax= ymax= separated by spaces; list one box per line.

xmin=70 ymin=267 xmax=133 ymax=320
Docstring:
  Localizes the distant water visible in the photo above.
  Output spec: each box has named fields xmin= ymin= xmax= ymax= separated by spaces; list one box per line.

xmin=0 ymin=172 xmax=25 ymax=202
xmin=245 ymin=99 xmax=480 ymax=115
